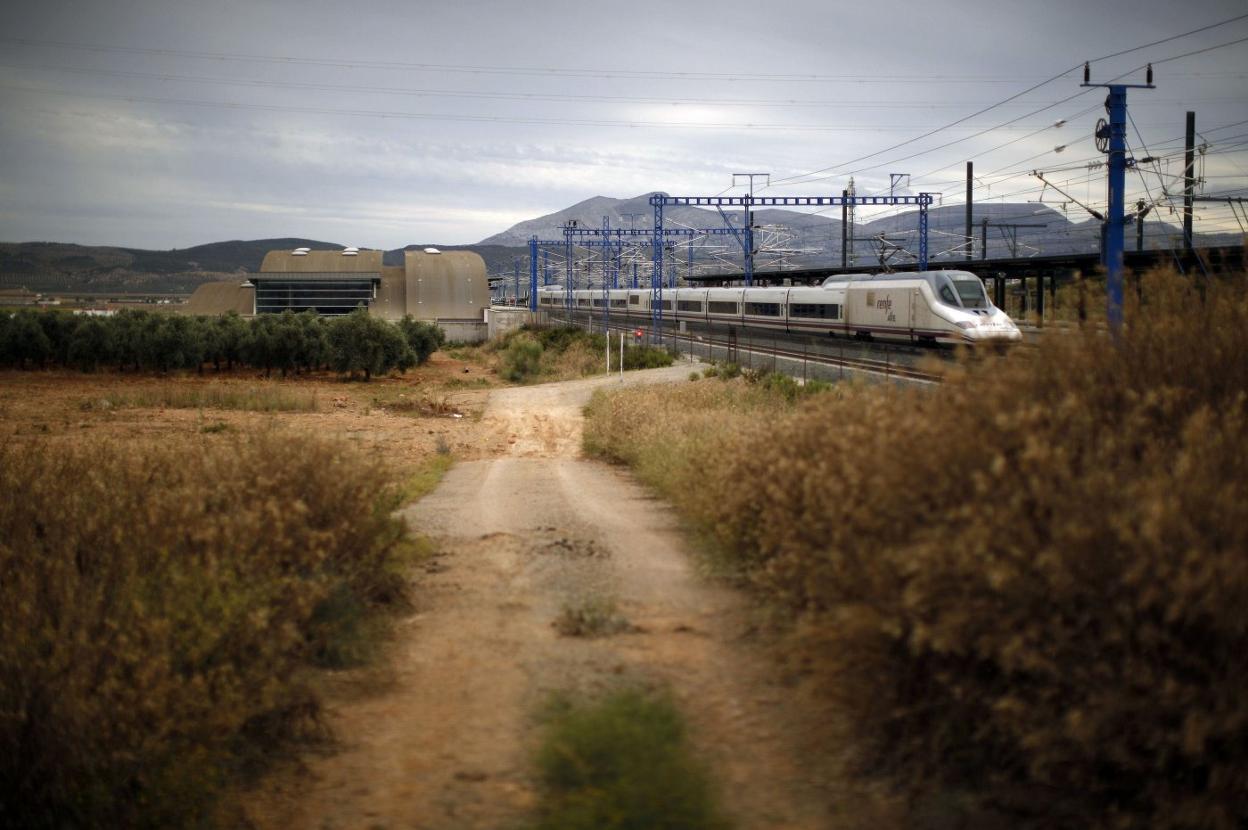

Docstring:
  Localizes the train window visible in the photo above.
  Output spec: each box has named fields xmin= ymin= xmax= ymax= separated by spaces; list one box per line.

xmin=677 ymin=300 xmax=703 ymax=312
xmin=953 ymin=279 xmax=989 ymax=309
xmin=707 ymin=301 xmax=738 ymax=315
xmin=592 ymin=298 xmax=606 ymax=307
xmin=629 ymin=295 xmax=640 ymax=305
xmin=745 ymin=302 xmax=781 ymax=316
xmin=577 ymin=298 xmax=590 ymax=307
xmin=658 ymin=300 xmax=673 ymax=311
xmin=610 ymin=299 xmax=627 ymax=308
xmin=939 ymin=285 xmax=959 ymax=306
xmin=790 ymin=303 xmax=839 ymax=319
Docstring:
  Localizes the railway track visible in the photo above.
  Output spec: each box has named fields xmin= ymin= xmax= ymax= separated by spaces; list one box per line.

xmin=548 ymin=313 xmax=945 ymax=385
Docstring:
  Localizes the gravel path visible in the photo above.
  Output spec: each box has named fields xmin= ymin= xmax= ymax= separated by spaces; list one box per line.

xmin=245 ymin=366 xmax=837 ymax=829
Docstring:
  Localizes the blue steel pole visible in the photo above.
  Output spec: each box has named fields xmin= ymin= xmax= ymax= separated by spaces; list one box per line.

xmin=602 ymin=216 xmax=610 ymax=329
xmin=564 ymin=234 xmax=573 ymax=312
xmin=743 ymin=195 xmax=754 ymax=286
xmin=528 ymin=238 xmax=538 ymax=311
xmin=1104 ymin=86 xmax=1128 ymax=329
xmin=918 ymin=195 xmax=930 ymax=271
xmin=542 ymin=248 xmax=549 ymax=286
xmin=513 ymin=259 xmax=519 ymax=306
xmin=652 ymin=195 xmax=664 ymax=343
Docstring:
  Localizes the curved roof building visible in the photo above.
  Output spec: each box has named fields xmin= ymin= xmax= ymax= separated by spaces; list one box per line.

xmin=185 ymin=247 xmax=488 ymax=324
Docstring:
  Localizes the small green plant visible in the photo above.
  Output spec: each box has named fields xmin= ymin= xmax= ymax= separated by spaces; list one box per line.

xmin=531 ymin=689 xmax=729 ymax=830
xmin=621 ymin=343 xmax=675 ymax=370
xmin=688 ymin=371 xmax=701 ymax=382
xmin=502 ymin=335 xmax=544 ymax=382
xmin=403 ymin=453 xmax=455 ymax=503
xmin=200 ymin=420 xmax=230 ymax=434
xmin=553 ymin=596 xmax=630 ymax=637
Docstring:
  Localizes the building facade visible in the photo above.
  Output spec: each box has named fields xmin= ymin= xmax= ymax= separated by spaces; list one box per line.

xmin=185 ymin=247 xmax=489 ymax=332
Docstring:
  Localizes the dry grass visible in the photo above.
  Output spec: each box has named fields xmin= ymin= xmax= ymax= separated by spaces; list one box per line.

xmin=98 ymin=382 xmax=321 ymax=412
xmin=0 ymin=428 xmax=415 ymax=828
xmin=584 ymin=271 xmax=1248 ymax=829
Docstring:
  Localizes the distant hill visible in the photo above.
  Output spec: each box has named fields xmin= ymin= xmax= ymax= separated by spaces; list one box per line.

xmin=479 ymin=193 xmax=1240 ymax=271
xmin=0 ymin=238 xmax=343 ymax=294
xmin=3 ymin=196 xmax=1239 ymax=296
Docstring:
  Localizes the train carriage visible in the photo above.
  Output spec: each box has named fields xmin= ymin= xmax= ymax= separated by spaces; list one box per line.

xmin=536 ymin=269 xmax=1020 ymax=346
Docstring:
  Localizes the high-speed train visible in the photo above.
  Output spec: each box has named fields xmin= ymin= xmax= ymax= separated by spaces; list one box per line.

xmin=536 ymin=270 xmax=1021 ymax=346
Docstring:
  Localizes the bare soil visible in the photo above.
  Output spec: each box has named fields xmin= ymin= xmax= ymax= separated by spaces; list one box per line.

xmin=243 ymin=366 xmax=842 ymax=830
xmin=0 ymin=352 xmax=496 ymax=468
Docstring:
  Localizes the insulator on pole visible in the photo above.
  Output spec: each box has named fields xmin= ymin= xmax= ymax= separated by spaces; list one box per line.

xmin=1146 ymin=63 xmax=1153 ymax=85
xmin=1083 ymin=61 xmax=1090 ymax=84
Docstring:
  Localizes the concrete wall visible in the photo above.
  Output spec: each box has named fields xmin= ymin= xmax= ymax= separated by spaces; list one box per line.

xmin=487 ymin=307 xmax=546 ymax=340
xmin=438 ymin=319 xmax=489 ymax=344
xmin=372 ymin=265 xmax=408 ymax=321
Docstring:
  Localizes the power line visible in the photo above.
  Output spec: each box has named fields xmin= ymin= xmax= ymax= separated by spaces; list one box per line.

xmin=0 ymin=61 xmax=1154 ymax=110
xmin=0 ymin=36 xmax=1088 ymax=85
xmin=768 ymin=15 xmax=1248 ymax=187
xmin=0 ymin=82 xmax=1069 ymax=132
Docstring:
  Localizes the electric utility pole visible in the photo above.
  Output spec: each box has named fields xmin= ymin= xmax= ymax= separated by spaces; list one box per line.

xmin=1082 ymin=61 xmax=1153 ymax=330
xmin=965 ymin=162 xmax=974 ymax=261
xmin=1183 ymin=111 xmax=1196 ymax=252
xmin=733 ymin=172 xmax=769 ymax=286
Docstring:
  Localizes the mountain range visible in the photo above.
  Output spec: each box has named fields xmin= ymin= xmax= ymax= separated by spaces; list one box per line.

xmin=2 ymin=194 xmax=1239 ymax=294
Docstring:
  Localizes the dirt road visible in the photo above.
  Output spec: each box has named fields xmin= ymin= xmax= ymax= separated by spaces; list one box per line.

xmin=246 ymin=366 xmax=838 ymax=829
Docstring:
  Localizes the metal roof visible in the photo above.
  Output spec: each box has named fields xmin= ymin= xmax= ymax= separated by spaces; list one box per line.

xmin=251 ymin=272 xmax=381 ymax=282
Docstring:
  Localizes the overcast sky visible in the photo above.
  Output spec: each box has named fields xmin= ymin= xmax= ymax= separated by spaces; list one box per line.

xmin=1 ymin=0 xmax=1246 ymax=249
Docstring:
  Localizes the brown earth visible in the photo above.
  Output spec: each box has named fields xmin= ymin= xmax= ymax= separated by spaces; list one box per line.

xmin=243 ymin=366 xmax=846 ymax=830
xmin=0 ymin=351 xmax=497 ymax=468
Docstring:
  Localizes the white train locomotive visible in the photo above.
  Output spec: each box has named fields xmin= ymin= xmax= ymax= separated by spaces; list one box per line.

xmin=537 ymin=270 xmax=1021 ymax=346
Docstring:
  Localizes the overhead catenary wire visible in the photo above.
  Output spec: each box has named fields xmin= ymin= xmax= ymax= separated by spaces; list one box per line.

xmin=0 ymin=36 xmax=1116 ymax=85
xmin=768 ymin=16 xmax=1248 ymax=187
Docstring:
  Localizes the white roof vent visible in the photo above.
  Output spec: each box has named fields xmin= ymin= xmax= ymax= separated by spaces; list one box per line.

xmin=293 ymin=247 xmax=311 ymax=253
xmin=424 ymin=247 xmax=441 ymax=254
xmin=291 ymin=250 xmax=308 ymax=256
xmin=342 ymin=250 xmax=358 ymax=256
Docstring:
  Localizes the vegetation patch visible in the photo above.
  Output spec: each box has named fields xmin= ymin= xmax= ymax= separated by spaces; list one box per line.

xmin=102 ymin=382 xmax=320 ymax=412
xmin=491 ymin=326 xmax=673 ymax=384
xmin=553 ymin=596 xmax=631 ymax=637
xmin=0 ymin=430 xmax=413 ymax=828
xmin=402 ymin=452 xmax=456 ymax=504
xmin=529 ymin=689 xmax=728 ymax=830
xmin=0 ymin=307 xmax=445 ymax=381
xmin=584 ymin=271 xmax=1248 ymax=829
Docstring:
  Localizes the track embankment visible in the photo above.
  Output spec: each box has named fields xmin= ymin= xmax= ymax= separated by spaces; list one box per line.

xmin=244 ymin=366 xmax=840 ymax=830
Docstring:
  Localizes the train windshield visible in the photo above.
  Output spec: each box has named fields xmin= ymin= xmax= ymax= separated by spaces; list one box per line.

xmin=953 ymin=278 xmax=990 ymax=309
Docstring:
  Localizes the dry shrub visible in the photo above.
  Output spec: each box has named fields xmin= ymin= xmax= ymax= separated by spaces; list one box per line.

xmin=0 ymin=429 xmax=411 ymax=828
xmin=585 ymin=271 xmax=1248 ymax=829
xmin=105 ymin=382 xmax=320 ymax=412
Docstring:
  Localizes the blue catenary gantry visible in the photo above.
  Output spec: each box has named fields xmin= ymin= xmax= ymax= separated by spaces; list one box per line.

xmin=648 ymin=192 xmax=933 ymax=330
